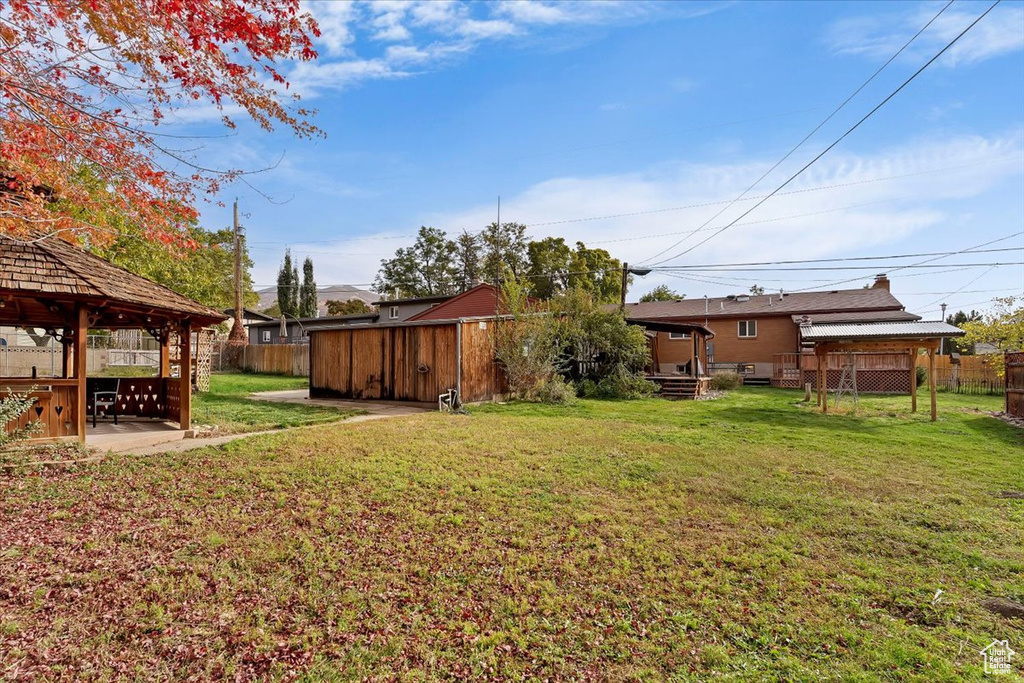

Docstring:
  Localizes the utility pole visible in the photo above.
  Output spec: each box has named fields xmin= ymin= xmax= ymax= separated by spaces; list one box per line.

xmin=620 ymin=262 xmax=652 ymax=311
xmin=228 ymin=199 xmax=248 ymax=345
xmin=619 ymin=262 xmax=629 ymax=311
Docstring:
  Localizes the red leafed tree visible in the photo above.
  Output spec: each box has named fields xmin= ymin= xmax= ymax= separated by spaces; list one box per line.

xmin=0 ymin=0 xmax=320 ymax=247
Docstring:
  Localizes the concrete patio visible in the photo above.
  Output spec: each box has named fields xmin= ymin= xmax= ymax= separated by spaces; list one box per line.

xmin=86 ymin=419 xmax=187 ymax=453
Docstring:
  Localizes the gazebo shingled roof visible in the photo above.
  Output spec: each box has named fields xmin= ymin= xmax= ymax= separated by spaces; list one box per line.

xmin=0 ymin=234 xmax=225 ymax=328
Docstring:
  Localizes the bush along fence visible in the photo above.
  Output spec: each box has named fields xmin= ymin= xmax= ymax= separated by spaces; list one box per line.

xmin=915 ymin=354 xmax=1004 ymax=395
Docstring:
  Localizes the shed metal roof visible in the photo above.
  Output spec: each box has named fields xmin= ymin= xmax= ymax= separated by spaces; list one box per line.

xmin=799 ymin=320 xmax=965 ymax=342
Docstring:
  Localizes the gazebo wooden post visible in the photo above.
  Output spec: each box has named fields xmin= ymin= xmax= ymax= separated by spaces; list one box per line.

xmin=912 ymin=348 xmax=919 ymax=411
xmin=159 ymin=335 xmax=170 ymax=378
xmin=928 ymin=347 xmax=937 ymax=421
xmin=179 ymin=321 xmax=192 ymax=430
xmin=61 ymin=327 xmax=72 ymax=378
xmin=73 ymin=305 xmax=88 ymax=443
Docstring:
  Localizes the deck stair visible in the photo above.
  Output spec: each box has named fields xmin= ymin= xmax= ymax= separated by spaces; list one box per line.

xmin=647 ymin=376 xmax=710 ymax=399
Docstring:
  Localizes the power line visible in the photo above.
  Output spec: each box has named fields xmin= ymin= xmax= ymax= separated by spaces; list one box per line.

xmin=242 ymin=154 xmax=1021 ymax=252
xmin=641 ymin=0 xmax=1002 ymax=267
xmin=661 ymin=262 xmax=1022 ymax=273
xmin=790 ymin=230 xmax=1024 ymax=291
xmin=656 ymin=246 xmax=1023 ymax=271
xmin=637 ymin=0 xmax=955 ymax=266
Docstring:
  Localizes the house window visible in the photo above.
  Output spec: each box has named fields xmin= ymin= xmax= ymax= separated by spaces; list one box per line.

xmin=738 ymin=320 xmax=757 ymax=338
xmin=389 ymin=306 xmax=399 ymax=320
xmin=668 ymin=332 xmax=690 ymax=340
xmin=261 ymin=330 xmax=271 ymax=343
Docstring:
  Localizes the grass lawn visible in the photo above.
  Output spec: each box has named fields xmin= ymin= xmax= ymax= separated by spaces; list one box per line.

xmin=192 ymin=373 xmax=360 ymax=433
xmin=1 ymin=388 xmax=1021 ymax=680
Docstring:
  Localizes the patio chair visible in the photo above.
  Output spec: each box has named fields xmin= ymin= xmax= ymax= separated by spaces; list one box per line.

xmin=92 ymin=380 xmax=120 ymax=428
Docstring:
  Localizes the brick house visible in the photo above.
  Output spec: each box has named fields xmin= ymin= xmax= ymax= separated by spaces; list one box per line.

xmin=624 ymin=275 xmax=919 ymax=382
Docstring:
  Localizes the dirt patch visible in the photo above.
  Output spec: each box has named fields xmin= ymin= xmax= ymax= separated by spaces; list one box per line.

xmin=981 ymin=597 xmax=1024 ymax=619
xmin=990 ymin=411 xmax=1024 ymax=429
xmin=995 ymin=491 xmax=1024 ymax=500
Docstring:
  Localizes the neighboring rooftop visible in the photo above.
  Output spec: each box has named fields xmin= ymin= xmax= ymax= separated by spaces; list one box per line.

xmin=408 ymin=283 xmax=500 ymax=322
xmin=626 ymin=284 xmax=908 ymax=320
xmin=789 ymin=310 xmax=921 ymax=324
xmin=248 ymin=312 xmax=379 ymax=328
xmin=372 ymin=293 xmax=453 ymax=306
xmin=223 ymin=307 xmax=275 ymax=321
xmin=798 ymin=320 xmax=966 ymax=342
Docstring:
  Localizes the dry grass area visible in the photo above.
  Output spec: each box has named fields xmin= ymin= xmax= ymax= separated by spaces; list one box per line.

xmin=1 ymin=388 xmax=1021 ymax=680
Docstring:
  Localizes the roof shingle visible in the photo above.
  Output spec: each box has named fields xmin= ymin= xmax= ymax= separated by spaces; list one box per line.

xmin=0 ymin=234 xmax=226 ymax=324
xmin=625 ymin=287 xmax=908 ymax=319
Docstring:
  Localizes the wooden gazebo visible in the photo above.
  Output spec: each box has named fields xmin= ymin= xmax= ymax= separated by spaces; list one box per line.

xmin=1 ymin=234 xmax=225 ymax=442
xmin=799 ymin=320 xmax=966 ymax=421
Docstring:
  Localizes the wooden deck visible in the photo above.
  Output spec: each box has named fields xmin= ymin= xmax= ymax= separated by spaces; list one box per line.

xmin=646 ymin=375 xmax=711 ymax=399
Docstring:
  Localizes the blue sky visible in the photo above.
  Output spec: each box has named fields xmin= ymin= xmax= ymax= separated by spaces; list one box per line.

xmin=175 ymin=0 xmax=1023 ymax=317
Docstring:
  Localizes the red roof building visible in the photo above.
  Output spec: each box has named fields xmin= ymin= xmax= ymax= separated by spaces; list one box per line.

xmin=408 ymin=283 xmax=503 ymax=321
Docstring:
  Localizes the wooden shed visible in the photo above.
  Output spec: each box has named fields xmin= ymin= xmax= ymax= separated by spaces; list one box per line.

xmin=309 ymin=317 xmax=505 ymax=404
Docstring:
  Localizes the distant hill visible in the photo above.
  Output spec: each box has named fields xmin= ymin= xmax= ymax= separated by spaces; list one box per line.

xmin=256 ymin=285 xmax=377 ymax=317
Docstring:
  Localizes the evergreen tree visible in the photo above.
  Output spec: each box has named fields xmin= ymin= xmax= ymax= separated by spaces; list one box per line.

xmin=299 ymin=257 xmax=318 ymax=317
xmin=277 ymin=249 xmax=298 ymax=317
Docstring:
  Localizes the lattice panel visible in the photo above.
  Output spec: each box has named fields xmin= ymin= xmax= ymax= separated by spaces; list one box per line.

xmin=167 ymin=328 xmax=214 ymax=392
xmin=804 ymin=370 xmax=911 ymax=394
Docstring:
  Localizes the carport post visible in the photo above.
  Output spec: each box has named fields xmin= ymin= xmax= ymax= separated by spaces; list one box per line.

xmin=909 ymin=348 xmax=917 ymax=413
xmin=929 ymin=348 xmax=937 ymax=422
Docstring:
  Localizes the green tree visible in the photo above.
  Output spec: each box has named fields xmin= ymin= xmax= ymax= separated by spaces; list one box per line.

xmin=567 ymin=243 xmax=623 ymax=304
xmin=277 ymin=249 xmax=299 ymax=317
xmin=299 ymin=257 xmax=318 ymax=318
xmin=639 ymin=285 xmax=683 ymax=302
xmin=526 ymin=237 xmax=573 ymax=300
xmin=962 ymin=297 xmax=1024 ymax=376
xmin=326 ymin=299 xmax=372 ymax=316
xmin=374 ymin=226 xmax=460 ymax=297
xmin=481 ymin=221 xmax=529 ymax=285
xmin=95 ymin=223 xmax=257 ymax=312
xmin=946 ymin=309 xmax=981 ymax=354
xmin=455 ymin=231 xmax=482 ymax=292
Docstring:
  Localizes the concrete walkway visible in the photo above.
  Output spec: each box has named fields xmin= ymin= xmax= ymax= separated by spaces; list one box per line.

xmin=102 ymin=392 xmax=430 ymax=456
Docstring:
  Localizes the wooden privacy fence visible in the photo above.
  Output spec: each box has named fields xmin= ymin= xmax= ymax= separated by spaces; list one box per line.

xmin=915 ymin=354 xmax=1004 ymax=395
xmin=237 ymin=344 xmax=309 ymax=377
xmin=1006 ymin=351 xmax=1023 ymax=417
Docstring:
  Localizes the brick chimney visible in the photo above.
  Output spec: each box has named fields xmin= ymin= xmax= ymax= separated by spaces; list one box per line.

xmin=872 ymin=273 xmax=890 ymax=291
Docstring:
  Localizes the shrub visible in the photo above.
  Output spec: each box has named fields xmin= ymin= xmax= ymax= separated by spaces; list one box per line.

xmin=533 ymin=375 xmax=577 ymax=405
xmin=915 ymin=365 xmax=928 ymax=388
xmin=709 ymin=372 xmax=743 ymax=391
xmin=584 ymin=366 xmax=658 ymax=400
xmin=0 ymin=389 xmax=42 ymax=448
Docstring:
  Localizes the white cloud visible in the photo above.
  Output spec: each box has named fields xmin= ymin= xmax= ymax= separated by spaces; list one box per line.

xmin=826 ymin=4 xmax=1024 ymax=66
xmin=286 ymin=0 xmax=682 ymax=98
xmin=300 ymin=1 xmax=358 ymax=56
xmin=260 ymin=133 xmax=1023 ymax=299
